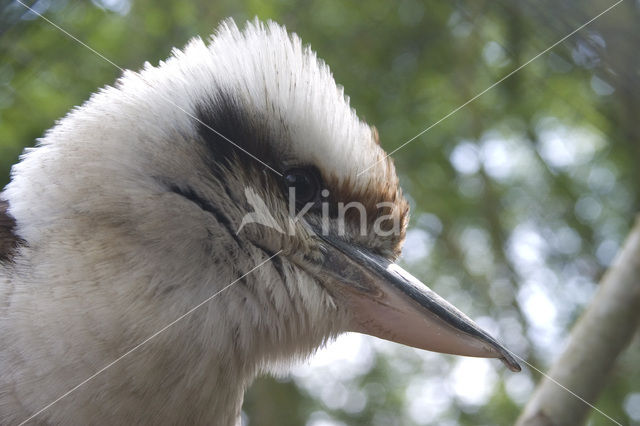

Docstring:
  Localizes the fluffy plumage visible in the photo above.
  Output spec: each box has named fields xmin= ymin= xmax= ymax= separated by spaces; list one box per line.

xmin=0 ymin=19 xmax=408 ymax=424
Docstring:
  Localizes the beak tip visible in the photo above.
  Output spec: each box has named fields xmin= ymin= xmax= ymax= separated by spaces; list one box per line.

xmin=500 ymin=353 xmax=522 ymax=372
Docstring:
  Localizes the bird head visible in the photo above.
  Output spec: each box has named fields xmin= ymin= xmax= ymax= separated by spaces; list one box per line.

xmin=5 ymin=19 xmax=519 ymax=377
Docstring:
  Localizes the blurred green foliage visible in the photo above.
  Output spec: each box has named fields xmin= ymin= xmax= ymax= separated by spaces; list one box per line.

xmin=1 ymin=0 xmax=639 ymax=425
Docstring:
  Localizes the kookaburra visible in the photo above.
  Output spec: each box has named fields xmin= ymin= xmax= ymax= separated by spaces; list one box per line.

xmin=0 ymin=19 xmax=519 ymax=425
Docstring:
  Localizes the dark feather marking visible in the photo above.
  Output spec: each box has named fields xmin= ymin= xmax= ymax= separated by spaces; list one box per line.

xmin=165 ymin=184 xmax=243 ymax=248
xmin=252 ymin=243 xmax=287 ymax=284
xmin=0 ymin=199 xmax=22 ymax=263
xmin=251 ymin=242 xmax=293 ymax=304
xmin=268 ymin=252 xmax=286 ymax=284
xmin=194 ymin=91 xmax=280 ymax=174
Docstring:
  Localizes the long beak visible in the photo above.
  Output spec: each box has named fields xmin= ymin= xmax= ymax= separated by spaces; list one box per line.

xmin=307 ymin=232 xmax=521 ymax=372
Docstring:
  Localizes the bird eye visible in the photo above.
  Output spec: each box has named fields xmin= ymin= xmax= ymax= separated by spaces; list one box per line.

xmin=283 ymin=167 xmax=321 ymax=207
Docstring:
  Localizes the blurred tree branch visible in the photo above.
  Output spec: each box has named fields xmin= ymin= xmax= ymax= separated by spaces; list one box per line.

xmin=516 ymin=214 xmax=640 ymax=426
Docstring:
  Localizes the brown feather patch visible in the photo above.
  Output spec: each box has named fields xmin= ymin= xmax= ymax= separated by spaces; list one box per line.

xmin=371 ymin=126 xmax=381 ymax=146
xmin=0 ymin=199 xmax=22 ymax=263
xmin=323 ymin=154 xmax=409 ymax=258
